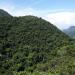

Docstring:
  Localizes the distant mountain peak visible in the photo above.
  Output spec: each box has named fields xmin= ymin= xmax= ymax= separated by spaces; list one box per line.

xmin=63 ymin=26 xmax=75 ymax=38
xmin=69 ymin=26 xmax=75 ymax=29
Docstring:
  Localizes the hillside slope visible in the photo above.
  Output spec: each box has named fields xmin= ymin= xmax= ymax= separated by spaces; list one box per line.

xmin=0 ymin=11 xmax=75 ymax=75
xmin=0 ymin=9 xmax=12 ymax=17
xmin=63 ymin=26 xmax=75 ymax=38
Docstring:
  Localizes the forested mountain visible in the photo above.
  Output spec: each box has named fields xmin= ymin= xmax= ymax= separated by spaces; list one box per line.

xmin=0 ymin=9 xmax=12 ymax=17
xmin=0 ymin=10 xmax=75 ymax=75
xmin=63 ymin=26 xmax=75 ymax=38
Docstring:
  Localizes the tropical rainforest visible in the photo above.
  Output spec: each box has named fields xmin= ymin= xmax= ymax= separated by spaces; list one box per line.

xmin=0 ymin=9 xmax=75 ymax=75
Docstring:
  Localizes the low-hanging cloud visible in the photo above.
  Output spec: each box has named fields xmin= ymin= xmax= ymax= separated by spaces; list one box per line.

xmin=45 ymin=12 xmax=75 ymax=29
xmin=0 ymin=2 xmax=75 ymax=29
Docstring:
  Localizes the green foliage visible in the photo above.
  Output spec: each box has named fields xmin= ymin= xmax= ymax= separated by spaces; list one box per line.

xmin=0 ymin=10 xmax=75 ymax=75
xmin=0 ymin=9 xmax=12 ymax=17
xmin=14 ymin=71 xmax=59 ymax=75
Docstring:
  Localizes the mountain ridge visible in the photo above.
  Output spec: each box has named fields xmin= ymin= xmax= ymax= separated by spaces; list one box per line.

xmin=63 ymin=26 xmax=75 ymax=38
xmin=0 ymin=9 xmax=12 ymax=17
xmin=0 ymin=9 xmax=75 ymax=75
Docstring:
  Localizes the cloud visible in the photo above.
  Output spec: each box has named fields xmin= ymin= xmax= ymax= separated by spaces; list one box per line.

xmin=45 ymin=12 xmax=75 ymax=29
xmin=0 ymin=0 xmax=75 ymax=29
xmin=12 ymin=9 xmax=75 ymax=29
xmin=12 ymin=8 xmax=41 ymax=16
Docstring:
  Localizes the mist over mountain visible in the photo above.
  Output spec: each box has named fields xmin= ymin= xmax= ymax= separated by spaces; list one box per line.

xmin=0 ymin=9 xmax=75 ymax=75
xmin=63 ymin=26 xmax=75 ymax=38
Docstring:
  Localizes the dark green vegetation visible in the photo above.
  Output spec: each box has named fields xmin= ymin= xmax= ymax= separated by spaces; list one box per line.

xmin=63 ymin=26 xmax=75 ymax=39
xmin=0 ymin=10 xmax=75 ymax=75
xmin=0 ymin=9 xmax=12 ymax=17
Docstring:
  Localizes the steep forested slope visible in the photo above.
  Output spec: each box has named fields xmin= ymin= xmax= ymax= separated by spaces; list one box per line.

xmin=0 ymin=10 xmax=75 ymax=75
xmin=0 ymin=9 xmax=12 ymax=17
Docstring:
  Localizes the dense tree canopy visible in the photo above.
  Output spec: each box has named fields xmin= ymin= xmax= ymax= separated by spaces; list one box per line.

xmin=0 ymin=10 xmax=75 ymax=75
